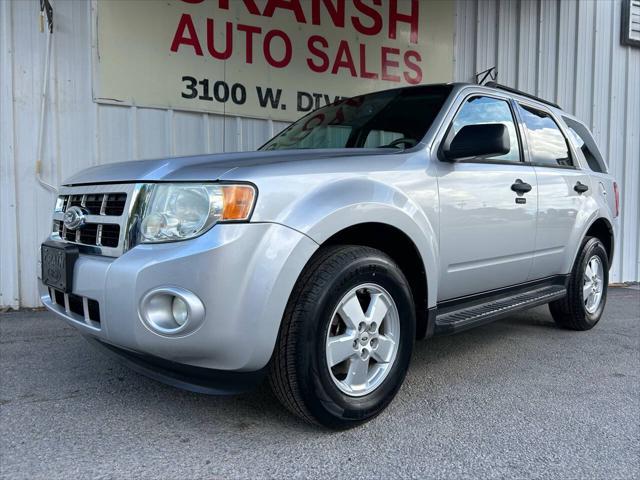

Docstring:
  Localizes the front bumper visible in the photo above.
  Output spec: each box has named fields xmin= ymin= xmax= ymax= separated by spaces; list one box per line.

xmin=40 ymin=222 xmax=318 ymax=375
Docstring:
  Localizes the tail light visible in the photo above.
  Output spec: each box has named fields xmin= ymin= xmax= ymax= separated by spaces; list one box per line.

xmin=613 ymin=182 xmax=620 ymax=217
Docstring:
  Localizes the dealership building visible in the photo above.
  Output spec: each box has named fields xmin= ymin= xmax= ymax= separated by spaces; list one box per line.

xmin=1 ymin=0 xmax=638 ymax=309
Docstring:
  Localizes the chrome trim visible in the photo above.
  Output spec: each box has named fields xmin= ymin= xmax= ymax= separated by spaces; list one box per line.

xmin=51 ymin=183 xmax=138 ymax=257
xmin=139 ymin=286 xmax=206 ymax=337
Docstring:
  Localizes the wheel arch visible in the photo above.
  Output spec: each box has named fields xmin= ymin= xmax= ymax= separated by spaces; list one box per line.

xmin=584 ymin=217 xmax=614 ymax=265
xmin=321 ymin=222 xmax=431 ymax=339
xmin=270 ymin=177 xmax=439 ymax=339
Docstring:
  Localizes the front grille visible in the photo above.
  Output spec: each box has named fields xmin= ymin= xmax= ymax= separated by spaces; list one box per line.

xmin=61 ymin=193 xmax=127 ymax=216
xmin=54 ymin=221 xmax=121 ymax=248
xmin=50 ymin=287 xmax=101 ymax=327
xmin=51 ymin=186 xmax=135 ymax=256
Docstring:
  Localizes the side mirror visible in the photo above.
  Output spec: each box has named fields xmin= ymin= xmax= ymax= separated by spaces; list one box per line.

xmin=442 ymin=123 xmax=510 ymax=161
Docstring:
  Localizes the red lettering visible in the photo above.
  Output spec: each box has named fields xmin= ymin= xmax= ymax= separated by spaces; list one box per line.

xmin=206 ymin=19 xmax=233 ymax=60
xmin=264 ymin=30 xmax=293 ymax=68
xmin=181 ymin=0 xmax=204 ymax=3
xmin=170 ymin=14 xmax=203 ymax=56
xmin=359 ymin=44 xmax=378 ymax=79
xmin=352 ymin=0 xmax=382 ymax=36
xmin=237 ymin=24 xmax=262 ymax=63
xmin=304 ymin=113 xmax=325 ymax=131
xmin=311 ymin=0 xmax=345 ymax=27
xmin=381 ymin=47 xmax=400 ymax=82
xmin=307 ymin=35 xmax=330 ymax=73
xmin=263 ymin=0 xmax=306 ymax=22
xmin=331 ymin=40 xmax=356 ymax=76
xmin=216 ymin=0 xmax=261 ymax=15
xmin=403 ymin=50 xmax=422 ymax=84
xmin=389 ymin=0 xmax=419 ymax=44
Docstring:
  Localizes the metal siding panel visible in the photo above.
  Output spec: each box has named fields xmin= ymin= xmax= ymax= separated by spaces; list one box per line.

xmin=574 ymin=0 xmax=596 ymax=126
xmin=496 ymin=0 xmax=519 ymax=88
xmin=622 ymin=48 xmax=640 ymax=281
xmin=97 ymin=104 xmax=133 ymax=165
xmin=172 ymin=110 xmax=206 ymax=157
xmin=206 ymin=114 xmax=226 ymax=153
xmin=454 ymin=0 xmax=477 ymax=82
xmin=0 ymin=0 xmax=20 ymax=309
xmin=136 ymin=108 xmax=170 ymax=160
xmin=592 ymin=1 xmax=613 ymax=147
xmin=537 ymin=0 xmax=559 ymax=100
xmin=517 ymin=0 xmax=539 ymax=93
xmin=475 ymin=0 xmax=498 ymax=73
xmin=555 ymin=0 xmax=579 ymax=111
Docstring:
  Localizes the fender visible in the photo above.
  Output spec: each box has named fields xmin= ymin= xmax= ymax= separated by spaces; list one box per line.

xmin=272 ymin=177 xmax=440 ymax=308
xmin=565 ymin=196 xmax=615 ymax=275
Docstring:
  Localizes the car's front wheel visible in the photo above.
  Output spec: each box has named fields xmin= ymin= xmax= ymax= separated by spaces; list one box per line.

xmin=269 ymin=245 xmax=415 ymax=429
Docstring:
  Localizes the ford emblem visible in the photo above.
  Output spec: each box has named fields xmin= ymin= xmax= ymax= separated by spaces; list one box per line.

xmin=63 ymin=206 xmax=87 ymax=230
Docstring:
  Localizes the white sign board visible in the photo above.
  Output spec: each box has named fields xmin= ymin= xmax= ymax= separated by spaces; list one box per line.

xmin=93 ymin=0 xmax=455 ymax=121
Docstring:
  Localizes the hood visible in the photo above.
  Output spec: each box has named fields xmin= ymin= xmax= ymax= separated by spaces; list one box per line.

xmin=63 ymin=149 xmax=397 ymax=185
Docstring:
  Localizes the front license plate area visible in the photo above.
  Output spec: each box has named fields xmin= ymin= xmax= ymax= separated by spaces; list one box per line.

xmin=41 ymin=241 xmax=79 ymax=293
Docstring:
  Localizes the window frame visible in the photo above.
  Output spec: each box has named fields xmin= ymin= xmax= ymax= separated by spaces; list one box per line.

xmin=437 ymin=93 xmax=526 ymax=166
xmin=513 ymin=100 xmax=578 ymax=170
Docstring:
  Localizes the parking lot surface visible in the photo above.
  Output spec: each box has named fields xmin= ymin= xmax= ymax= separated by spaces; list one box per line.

xmin=1 ymin=287 xmax=638 ymax=479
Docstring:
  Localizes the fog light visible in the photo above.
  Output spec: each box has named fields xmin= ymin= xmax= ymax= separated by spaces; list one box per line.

xmin=172 ymin=296 xmax=188 ymax=326
xmin=139 ymin=287 xmax=205 ymax=336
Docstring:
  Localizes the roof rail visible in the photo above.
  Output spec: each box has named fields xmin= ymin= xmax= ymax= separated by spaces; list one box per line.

xmin=484 ymin=81 xmax=561 ymax=109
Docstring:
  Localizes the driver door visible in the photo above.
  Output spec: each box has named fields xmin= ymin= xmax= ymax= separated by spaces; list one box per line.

xmin=435 ymin=95 xmax=538 ymax=301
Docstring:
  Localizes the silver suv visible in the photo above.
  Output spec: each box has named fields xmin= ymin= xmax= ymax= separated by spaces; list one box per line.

xmin=40 ymin=83 xmax=619 ymax=429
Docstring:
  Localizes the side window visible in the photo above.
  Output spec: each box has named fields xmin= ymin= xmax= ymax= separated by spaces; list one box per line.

xmin=450 ymin=96 xmax=521 ymax=162
xmin=562 ymin=116 xmax=607 ymax=173
xmin=517 ymin=104 xmax=573 ymax=167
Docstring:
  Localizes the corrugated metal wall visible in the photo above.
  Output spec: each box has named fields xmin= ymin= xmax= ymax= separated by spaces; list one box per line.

xmin=1 ymin=0 xmax=638 ymax=308
xmin=454 ymin=0 xmax=640 ymax=284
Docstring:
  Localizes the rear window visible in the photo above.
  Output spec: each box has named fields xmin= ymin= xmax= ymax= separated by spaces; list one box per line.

xmin=517 ymin=104 xmax=573 ymax=167
xmin=562 ymin=117 xmax=607 ymax=173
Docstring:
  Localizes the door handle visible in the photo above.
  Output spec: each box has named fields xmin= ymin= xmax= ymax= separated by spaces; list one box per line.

xmin=574 ymin=181 xmax=589 ymax=194
xmin=511 ymin=179 xmax=532 ymax=194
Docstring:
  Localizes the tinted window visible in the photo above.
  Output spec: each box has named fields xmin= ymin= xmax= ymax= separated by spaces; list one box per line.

xmin=450 ymin=96 xmax=521 ymax=162
xmin=260 ymin=85 xmax=452 ymax=150
xmin=517 ymin=104 xmax=572 ymax=167
xmin=563 ymin=116 xmax=607 ymax=173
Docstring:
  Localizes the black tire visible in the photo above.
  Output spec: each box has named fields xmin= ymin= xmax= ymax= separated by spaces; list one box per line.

xmin=549 ymin=237 xmax=609 ymax=330
xmin=269 ymin=245 xmax=415 ymax=429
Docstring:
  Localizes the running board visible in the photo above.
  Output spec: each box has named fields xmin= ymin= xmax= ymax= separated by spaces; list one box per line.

xmin=434 ymin=285 xmax=566 ymax=335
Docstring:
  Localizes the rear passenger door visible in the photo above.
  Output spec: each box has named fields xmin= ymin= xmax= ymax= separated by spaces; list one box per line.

xmin=515 ymin=103 xmax=592 ymax=280
xmin=435 ymin=95 xmax=538 ymax=301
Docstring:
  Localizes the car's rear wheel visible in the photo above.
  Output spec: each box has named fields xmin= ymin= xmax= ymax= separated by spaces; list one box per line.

xmin=549 ymin=237 xmax=609 ymax=330
xmin=269 ymin=245 xmax=415 ymax=429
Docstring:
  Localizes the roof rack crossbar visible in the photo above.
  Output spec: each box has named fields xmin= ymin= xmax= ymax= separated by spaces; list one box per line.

xmin=484 ymin=81 xmax=561 ymax=109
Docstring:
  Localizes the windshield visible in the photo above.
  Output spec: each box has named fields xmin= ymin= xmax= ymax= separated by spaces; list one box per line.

xmin=260 ymin=85 xmax=452 ymax=151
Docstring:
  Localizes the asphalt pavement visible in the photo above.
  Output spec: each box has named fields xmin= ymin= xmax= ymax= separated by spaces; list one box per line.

xmin=1 ymin=286 xmax=638 ymax=479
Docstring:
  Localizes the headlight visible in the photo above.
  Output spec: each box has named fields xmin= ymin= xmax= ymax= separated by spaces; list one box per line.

xmin=138 ymin=183 xmax=255 ymax=243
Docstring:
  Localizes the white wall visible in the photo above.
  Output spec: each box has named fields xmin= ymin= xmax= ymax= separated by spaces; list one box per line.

xmin=1 ymin=0 xmax=639 ymax=308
